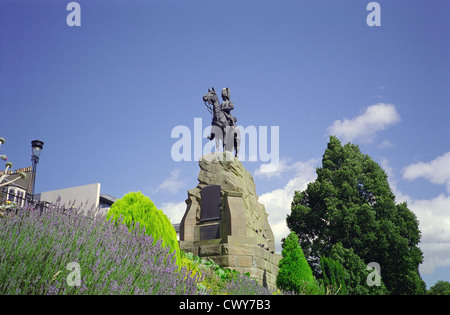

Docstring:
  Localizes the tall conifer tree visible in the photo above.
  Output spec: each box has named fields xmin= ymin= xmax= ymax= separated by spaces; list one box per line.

xmin=287 ymin=136 xmax=426 ymax=294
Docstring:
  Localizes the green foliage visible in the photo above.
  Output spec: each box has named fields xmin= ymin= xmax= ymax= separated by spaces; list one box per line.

xmin=180 ymin=251 xmax=265 ymax=295
xmin=277 ymin=232 xmax=322 ymax=294
xmin=287 ymin=136 xmax=425 ymax=294
xmin=180 ymin=252 xmax=226 ymax=294
xmin=427 ymin=281 xmax=450 ymax=295
xmin=184 ymin=251 xmax=246 ymax=283
xmin=320 ymin=255 xmax=348 ymax=295
xmin=327 ymin=243 xmax=388 ymax=295
xmin=106 ymin=191 xmax=180 ymax=265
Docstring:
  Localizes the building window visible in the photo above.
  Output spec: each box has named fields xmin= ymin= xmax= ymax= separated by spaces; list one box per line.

xmin=6 ymin=187 xmax=26 ymax=207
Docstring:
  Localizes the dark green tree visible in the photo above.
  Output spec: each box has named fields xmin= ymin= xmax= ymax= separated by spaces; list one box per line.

xmin=276 ymin=231 xmax=321 ymax=294
xmin=320 ymin=255 xmax=348 ymax=295
xmin=324 ymin=243 xmax=388 ymax=295
xmin=287 ymin=136 xmax=426 ymax=294
xmin=427 ymin=281 xmax=450 ymax=295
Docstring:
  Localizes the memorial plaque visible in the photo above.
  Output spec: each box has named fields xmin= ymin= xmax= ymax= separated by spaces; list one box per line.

xmin=200 ymin=224 xmax=221 ymax=240
xmin=200 ymin=185 xmax=221 ymax=222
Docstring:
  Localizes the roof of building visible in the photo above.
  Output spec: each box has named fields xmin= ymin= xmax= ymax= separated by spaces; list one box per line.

xmin=0 ymin=166 xmax=33 ymax=193
xmin=99 ymin=193 xmax=117 ymax=206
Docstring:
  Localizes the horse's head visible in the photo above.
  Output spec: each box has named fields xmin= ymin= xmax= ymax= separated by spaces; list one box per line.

xmin=203 ymin=87 xmax=219 ymax=105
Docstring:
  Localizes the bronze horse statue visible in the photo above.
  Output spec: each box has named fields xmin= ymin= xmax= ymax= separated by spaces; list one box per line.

xmin=203 ymin=87 xmax=240 ymax=158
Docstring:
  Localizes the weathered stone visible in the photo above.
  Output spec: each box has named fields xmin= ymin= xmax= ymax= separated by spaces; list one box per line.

xmin=179 ymin=152 xmax=281 ymax=290
xmin=181 ymin=152 xmax=275 ymax=249
xmin=198 ymin=244 xmax=222 ymax=256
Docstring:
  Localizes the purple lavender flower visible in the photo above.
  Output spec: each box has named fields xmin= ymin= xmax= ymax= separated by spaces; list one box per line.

xmin=0 ymin=205 xmax=203 ymax=295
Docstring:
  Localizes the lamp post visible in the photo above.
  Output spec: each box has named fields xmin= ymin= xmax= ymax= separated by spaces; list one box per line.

xmin=30 ymin=140 xmax=44 ymax=198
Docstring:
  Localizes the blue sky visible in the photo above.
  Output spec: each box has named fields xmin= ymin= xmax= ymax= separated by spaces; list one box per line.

xmin=1 ymin=0 xmax=449 ymax=289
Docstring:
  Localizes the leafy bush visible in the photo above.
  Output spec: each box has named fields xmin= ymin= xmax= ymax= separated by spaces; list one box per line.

xmin=180 ymin=251 xmax=272 ymax=295
xmin=327 ymin=243 xmax=388 ymax=295
xmin=106 ymin=192 xmax=180 ymax=265
xmin=181 ymin=252 xmax=222 ymax=294
xmin=427 ymin=281 xmax=450 ymax=295
xmin=0 ymin=207 xmax=201 ymax=294
xmin=320 ymin=255 xmax=348 ymax=295
xmin=277 ymin=231 xmax=322 ymax=295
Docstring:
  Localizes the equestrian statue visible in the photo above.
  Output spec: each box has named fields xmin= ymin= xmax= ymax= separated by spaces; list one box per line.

xmin=203 ymin=87 xmax=240 ymax=158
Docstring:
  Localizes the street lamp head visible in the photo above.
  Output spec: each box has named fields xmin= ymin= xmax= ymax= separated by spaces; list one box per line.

xmin=30 ymin=139 xmax=44 ymax=198
xmin=31 ymin=139 xmax=44 ymax=157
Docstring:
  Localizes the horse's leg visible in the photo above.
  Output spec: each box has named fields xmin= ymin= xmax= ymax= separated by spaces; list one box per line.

xmin=215 ymin=133 xmax=220 ymax=151
xmin=211 ymin=125 xmax=220 ymax=151
xmin=234 ymin=128 xmax=240 ymax=159
xmin=208 ymin=119 xmax=217 ymax=140
xmin=222 ymin=126 xmax=227 ymax=152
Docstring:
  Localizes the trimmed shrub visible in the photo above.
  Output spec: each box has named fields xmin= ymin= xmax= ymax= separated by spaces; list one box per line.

xmin=276 ymin=231 xmax=321 ymax=294
xmin=106 ymin=192 xmax=181 ymax=265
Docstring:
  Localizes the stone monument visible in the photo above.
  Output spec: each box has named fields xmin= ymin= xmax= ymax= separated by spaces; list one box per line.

xmin=179 ymin=89 xmax=280 ymax=288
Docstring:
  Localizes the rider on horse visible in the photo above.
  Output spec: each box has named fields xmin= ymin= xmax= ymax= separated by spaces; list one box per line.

xmin=220 ymin=88 xmax=237 ymax=127
xmin=203 ymin=87 xmax=240 ymax=158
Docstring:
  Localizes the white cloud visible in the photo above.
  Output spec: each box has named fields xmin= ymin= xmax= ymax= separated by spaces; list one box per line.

xmin=383 ymin=157 xmax=450 ymax=277
xmin=254 ymin=158 xmax=290 ymax=179
xmin=257 ymin=158 xmax=318 ymax=253
xmin=399 ymin=153 xmax=450 ymax=275
xmin=160 ymin=200 xmax=186 ymax=224
xmin=381 ymin=159 xmax=450 ymax=275
xmin=409 ymin=194 xmax=450 ymax=275
xmin=153 ymin=169 xmax=185 ymax=195
xmin=402 ymin=152 xmax=450 ymax=192
xmin=328 ymin=103 xmax=400 ymax=143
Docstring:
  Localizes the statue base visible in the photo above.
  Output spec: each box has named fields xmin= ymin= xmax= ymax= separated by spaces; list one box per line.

xmin=180 ymin=241 xmax=281 ymax=291
xmin=179 ymin=152 xmax=281 ymax=290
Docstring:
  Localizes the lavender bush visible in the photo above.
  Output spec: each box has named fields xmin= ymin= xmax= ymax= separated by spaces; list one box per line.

xmin=225 ymin=274 xmax=273 ymax=295
xmin=0 ymin=207 xmax=203 ymax=295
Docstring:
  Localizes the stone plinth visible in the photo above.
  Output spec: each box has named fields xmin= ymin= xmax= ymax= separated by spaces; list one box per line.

xmin=180 ymin=241 xmax=281 ymax=290
xmin=179 ymin=152 xmax=280 ymax=289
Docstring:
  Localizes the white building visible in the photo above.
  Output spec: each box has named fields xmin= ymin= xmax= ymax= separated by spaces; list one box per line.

xmin=36 ymin=183 xmax=116 ymax=215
